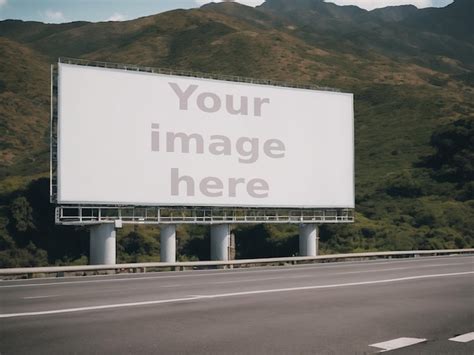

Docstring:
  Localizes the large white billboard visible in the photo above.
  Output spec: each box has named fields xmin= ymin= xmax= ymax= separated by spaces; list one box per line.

xmin=57 ymin=63 xmax=354 ymax=208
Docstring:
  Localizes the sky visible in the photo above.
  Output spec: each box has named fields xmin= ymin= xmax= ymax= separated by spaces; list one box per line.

xmin=0 ymin=0 xmax=454 ymax=23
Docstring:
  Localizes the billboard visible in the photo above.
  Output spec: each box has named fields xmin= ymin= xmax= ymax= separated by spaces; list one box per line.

xmin=57 ymin=62 xmax=354 ymax=208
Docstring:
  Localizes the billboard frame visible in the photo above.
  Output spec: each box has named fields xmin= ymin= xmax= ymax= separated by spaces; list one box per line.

xmin=51 ymin=58 xmax=354 ymax=225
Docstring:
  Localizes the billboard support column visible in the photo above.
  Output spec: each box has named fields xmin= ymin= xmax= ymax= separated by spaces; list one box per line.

xmin=299 ymin=224 xmax=318 ymax=256
xmin=211 ymin=224 xmax=230 ymax=261
xmin=90 ymin=224 xmax=116 ymax=265
xmin=160 ymin=225 xmax=176 ymax=263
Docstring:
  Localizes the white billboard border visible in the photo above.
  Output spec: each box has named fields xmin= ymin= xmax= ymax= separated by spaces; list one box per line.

xmin=51 ymin=58 xmax=354 ymax=224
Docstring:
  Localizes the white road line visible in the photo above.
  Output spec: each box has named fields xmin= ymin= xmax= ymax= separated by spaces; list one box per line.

xmin=22 ymin=295 xmax=60 ymax=300
xmin=211 ymin=275 xmax=306 ymax=285
xmin=449 ymin=332 xmax=474 ymax=343
xmin=1 ymin=257 xmax=471 ymax=289
xmin=369 ymin=337 xmax=426 ymax=352
xmin=334 ymin=262 xmax=467 ymax=275
xmin=154 ymin=275 xmax=309 ymax=288
xmin=1 ymin=296 xmax=202 ymax=318
xmin=0 ymin=272 xmax=245 ymax=288
xmin=1 ymin=271 xmax=472 ymax=319
xmin=212 ymin=263 xmax=468 ymax=284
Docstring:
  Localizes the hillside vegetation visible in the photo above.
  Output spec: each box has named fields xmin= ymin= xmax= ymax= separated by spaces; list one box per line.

xmin=0 ymin=0 xmax=472 ymax=266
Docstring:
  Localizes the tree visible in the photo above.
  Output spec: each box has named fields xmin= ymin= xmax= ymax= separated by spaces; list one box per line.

xmin=9 ymin=196 xmax=35 ymax=233
xmin=422 ymin=118 xmax=474 ymax=184
xmin=383 ymin=171 xmax=422 ymax=197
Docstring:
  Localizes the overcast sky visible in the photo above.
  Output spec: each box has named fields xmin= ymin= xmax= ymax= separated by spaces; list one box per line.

xmin=0 ymin=0 xmax=454 ymax=23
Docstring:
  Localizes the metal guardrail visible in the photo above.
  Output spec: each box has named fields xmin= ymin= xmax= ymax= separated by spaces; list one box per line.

xmin=1 ymin=249 xmax=472 ymax=279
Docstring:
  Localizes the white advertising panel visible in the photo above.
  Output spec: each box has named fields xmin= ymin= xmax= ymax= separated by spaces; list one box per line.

xmin=57 ymin=63 xmax=354 ymax=208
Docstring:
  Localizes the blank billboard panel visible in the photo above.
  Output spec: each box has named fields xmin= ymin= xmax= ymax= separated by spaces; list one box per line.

xmin=57 ymin=63 xmax=354 ymax=208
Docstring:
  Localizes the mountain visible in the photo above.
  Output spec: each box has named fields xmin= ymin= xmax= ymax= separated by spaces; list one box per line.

xmin=401 ymin=0 xmax=473 ymax=41
xmin=0 ymin=37 xmax=50 ymax=179
xmin=370 ymin=5 xmax=418 ymax=22
xmin=0 ymin=0 xmax=472 ymax=266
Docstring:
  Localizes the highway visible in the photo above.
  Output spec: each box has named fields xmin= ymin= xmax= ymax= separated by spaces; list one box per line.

xmin=1 ymin=255 xmax=473 ymax=354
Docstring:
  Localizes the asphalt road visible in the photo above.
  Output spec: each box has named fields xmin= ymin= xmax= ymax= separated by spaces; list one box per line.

xmin=1 ymin=255 xmax=473 ymax=354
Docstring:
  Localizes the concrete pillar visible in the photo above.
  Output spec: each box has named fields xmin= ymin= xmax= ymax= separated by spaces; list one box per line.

xmin=299 ymin=224 xmax=318 ymax=256
xmin=160 ymin=225 xmax=176 ymax=263
xmin=90 ymin=224 xmax=116 ymax=265
xmin=211 ymin=224 xmax=230 ymax=261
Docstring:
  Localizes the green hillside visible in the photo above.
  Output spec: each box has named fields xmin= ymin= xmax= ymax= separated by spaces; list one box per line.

xmin=0 ymin=0 xmax=472 ymax=266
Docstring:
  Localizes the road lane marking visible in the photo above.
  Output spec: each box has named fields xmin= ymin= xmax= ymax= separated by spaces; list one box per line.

xmin=334 ymin=262 xmax=467 ymax=275
xmin=147 ymin=275 xmax=310 ymax=288
xmin=1 ymin=296 xmax=202 ymax=318
xmin=0 ymin=272 xmax=266 ymax=288
xmin=211 ymin=275 xmax=309 ymax=285
xmin=1 ymin=257 xmax=472 ymax=289
xmin=369 ymin=337 xmax=426 ymax=352
xmin=449 ymin=332 xmax=474 ymax=343
xmin=1 ymin=271 xmax=472 ymax=319
xmin=181 ymin=272 xmax=474 ymax=299
xmin=22 ymin=295 xmax=59 ymax=300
